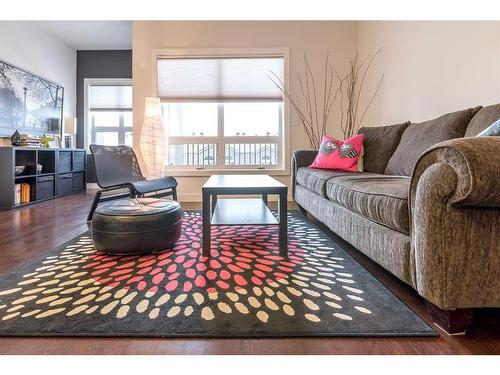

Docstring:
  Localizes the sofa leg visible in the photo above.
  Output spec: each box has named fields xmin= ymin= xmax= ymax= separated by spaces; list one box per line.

xmin=426 ymin=302 xmax=473 ymax=335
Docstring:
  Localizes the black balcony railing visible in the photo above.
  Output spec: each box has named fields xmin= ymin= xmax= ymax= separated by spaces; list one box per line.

xmin=168 ymin=143 xmax=279 ymax=167
xmin=168 ymin=144 xmax=216 ymax=166
xmin=224 ymin=143 xmax=278 ymax=166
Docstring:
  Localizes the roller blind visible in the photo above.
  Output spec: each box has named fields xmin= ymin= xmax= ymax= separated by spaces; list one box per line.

xmin=157 ymin=56 xmax=284 ymax=101
xmin=89 ymin=85 xmax=132 ymax=110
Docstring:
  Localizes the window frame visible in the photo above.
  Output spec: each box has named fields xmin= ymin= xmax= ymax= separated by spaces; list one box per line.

xmin=83 ymin=78 xmax=133 ymax=151
xmin=90 ymin=111 xmax=133 ymax=147
xmin=151 ymin=48 xmax=291 ymax=176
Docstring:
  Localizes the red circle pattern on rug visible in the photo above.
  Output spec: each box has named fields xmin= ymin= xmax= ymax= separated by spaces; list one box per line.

xmin=86 ymin=214 xmax=305 ymax=298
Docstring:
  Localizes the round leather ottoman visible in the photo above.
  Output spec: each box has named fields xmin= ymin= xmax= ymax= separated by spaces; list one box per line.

xmin=92 ymin=197 xmax=182 ymax=255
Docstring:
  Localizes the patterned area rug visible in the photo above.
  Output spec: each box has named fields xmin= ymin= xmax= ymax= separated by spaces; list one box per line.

xmin=0 ymin=211 xmax=435 ymax=337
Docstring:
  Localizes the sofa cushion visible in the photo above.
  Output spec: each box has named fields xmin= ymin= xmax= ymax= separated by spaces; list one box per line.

xmin=384 ymin=107 xmax=481 ymax=176
xmin=326 ymin=174 xmax=410 ymax=234
xmin=477 ymin=119 xmax=500 ymax=136
xmin=296 ymin=167 xmax=352 ymax=197
xmin=358 ymin=122 xmax=410 ymax=174
xmin=465 ymin=103 xmax=500 ymax=137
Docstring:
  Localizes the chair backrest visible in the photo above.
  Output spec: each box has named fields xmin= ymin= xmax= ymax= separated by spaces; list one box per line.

xmin=89 ymin=145 xmax=145 ymax=189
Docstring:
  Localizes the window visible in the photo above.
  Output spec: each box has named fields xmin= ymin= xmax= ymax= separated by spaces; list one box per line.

xmin=156 ymin=52 xmax=286 ymax=171
xmin=162 ymin=102 xmax=282 ymax=168
xmin=85 ymin=80 xmax=132 ymax=149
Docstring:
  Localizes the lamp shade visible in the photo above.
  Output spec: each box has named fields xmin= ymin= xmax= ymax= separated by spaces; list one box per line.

xmin=64 ymin=118 xmax=77 ymax=134
xmin=140 ymin=97 xmax=165 ymax=179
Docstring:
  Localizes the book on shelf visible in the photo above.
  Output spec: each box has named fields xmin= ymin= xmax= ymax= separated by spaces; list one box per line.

xmin=20 ymin=134 xmax=42 ymax=147
xmin=15 ymin=184 xmax=21 ymax=204
xmin=16 ymin=183 xmax=31 ymax=204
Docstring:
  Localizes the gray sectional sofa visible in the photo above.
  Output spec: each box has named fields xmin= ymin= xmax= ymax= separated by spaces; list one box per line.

xmin=292 ymin=103 xmax=500 ymax=334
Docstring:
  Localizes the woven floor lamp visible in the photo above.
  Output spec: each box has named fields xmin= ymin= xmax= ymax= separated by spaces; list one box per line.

xmin=140 ymin=97 xmax=165 ymax=179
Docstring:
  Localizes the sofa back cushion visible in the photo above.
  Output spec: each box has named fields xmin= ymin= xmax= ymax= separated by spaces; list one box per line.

xmin=477 ymin=119 xmax=500 ymax=136
xmin=358 ymin=122 xmax=410 ymax=174
xmin=465 ymin=103 xmax=500 ymax=137
xmin=384 ymin=107 xmax=481 ymax=176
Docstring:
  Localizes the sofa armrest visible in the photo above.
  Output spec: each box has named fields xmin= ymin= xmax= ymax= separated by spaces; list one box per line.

xmin=291 ymin=150 xmax=318 ymax=198
xmin=408 ymin=136 xmax=500 ymax=309
xmin=410 ymin=136 xmax=500 ymax=209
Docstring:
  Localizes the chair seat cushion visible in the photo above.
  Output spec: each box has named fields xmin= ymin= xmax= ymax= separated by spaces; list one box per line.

xmin=296 ymin=167 xmax=354 ymax=197
xmin=326 ymin=174 xmax=410 ymax=234
xmin=130 ymin=176 xmax=177 ymax=194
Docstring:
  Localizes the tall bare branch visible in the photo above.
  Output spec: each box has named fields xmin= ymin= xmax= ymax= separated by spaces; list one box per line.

xmin=269 ymin=48 xmax=383 ymax=147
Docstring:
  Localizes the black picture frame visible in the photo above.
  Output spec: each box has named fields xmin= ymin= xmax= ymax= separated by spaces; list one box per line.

xmin=0 ymin=59 xmax=64 ymax=137
xmin=64 ymin=135 xmax=72 ymax=149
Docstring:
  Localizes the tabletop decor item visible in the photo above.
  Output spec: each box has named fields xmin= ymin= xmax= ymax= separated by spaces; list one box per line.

xmin=48 ymin=135 xmax=62 ymax=148
xmin=10 ymin=130 xmax=21 ymax=146
xmin=64 ymin=135 xmax=71 ymax=149
xmin=14 ymin=166 xmax=26 ymax=176
xmin=40 ymin=135 xmax=52 ymax=148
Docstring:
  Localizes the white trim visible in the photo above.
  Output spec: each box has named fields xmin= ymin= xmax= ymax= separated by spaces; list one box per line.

xmin=151 ymin=48 xmax=291 ymax=176
xmin=166 ymin=136 xmax=281 ymax=144
xmin=166 ymin=168 xmax=289 ymax=177
xmin=83 ymin=78 xmax=133 ymax=151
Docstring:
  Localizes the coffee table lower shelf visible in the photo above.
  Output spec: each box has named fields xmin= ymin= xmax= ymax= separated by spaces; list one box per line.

xmin=211 ymin=198 xmax=278 ymax=225
xmin=202 ymin=174 xmax=288 ymax=257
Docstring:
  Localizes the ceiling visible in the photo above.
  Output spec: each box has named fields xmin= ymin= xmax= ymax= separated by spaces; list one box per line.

xmin=36 ymin=21 xmax=132 ymax=50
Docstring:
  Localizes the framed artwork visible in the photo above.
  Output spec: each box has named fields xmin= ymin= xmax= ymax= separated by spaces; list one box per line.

xmin=0 ymin=59 xmax=64 ymax=137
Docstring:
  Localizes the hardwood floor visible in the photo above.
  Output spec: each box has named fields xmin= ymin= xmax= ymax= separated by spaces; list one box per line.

xmin=0 ymin=191 xmax=498 ymax=354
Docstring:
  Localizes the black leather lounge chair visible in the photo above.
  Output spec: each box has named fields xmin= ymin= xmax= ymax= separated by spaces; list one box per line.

xmin=87 ymin=144 xmax=177 ymax=221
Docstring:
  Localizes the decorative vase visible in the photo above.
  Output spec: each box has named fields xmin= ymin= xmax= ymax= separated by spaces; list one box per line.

xmin=140 ymin=97 xmax=165 ymax=179
xmin=10 ymin=130 xmax=21 ymax=146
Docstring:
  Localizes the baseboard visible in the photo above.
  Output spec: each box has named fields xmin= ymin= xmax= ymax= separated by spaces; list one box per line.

xmin=433 ymin=323 xmax=467 ymax=336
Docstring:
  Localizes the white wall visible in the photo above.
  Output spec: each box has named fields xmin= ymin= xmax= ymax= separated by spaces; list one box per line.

xmin=357 ymin=21 xmax=500 ymax=125
xmin=133 ymin=21 xmax=358 ymax=201
xmin=133 ymin=21 xmax=500 ymax=202
xmin=0 ymin=21 xmax=76 ymax=145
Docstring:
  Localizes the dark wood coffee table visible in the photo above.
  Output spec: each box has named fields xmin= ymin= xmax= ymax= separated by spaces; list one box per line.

xmin=202 ymin=174 xmax=288 ymax=257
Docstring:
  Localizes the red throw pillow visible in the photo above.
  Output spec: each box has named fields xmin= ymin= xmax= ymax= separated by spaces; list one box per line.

xmin=309 ymin=134 xmax=364 ymax=172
